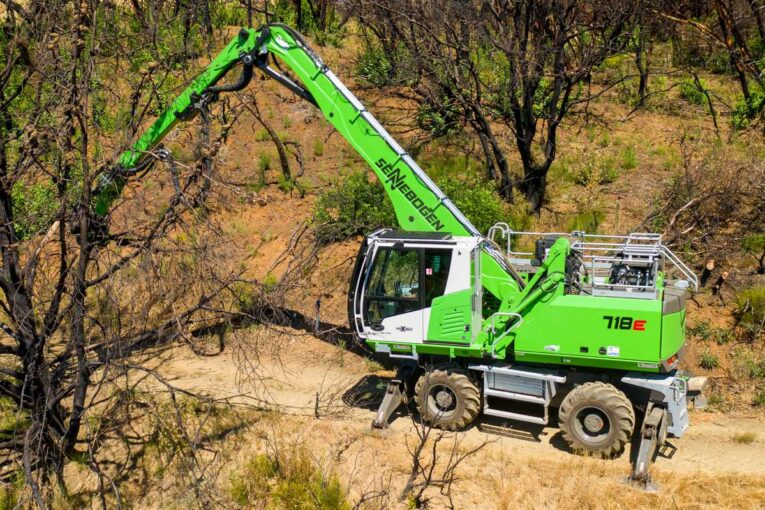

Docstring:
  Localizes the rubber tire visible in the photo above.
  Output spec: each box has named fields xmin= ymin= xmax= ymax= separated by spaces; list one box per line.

xmin=414 ymin=369 xmax=481 ymax=431
xmin=558 ymin=381 xmax=635 ymax=458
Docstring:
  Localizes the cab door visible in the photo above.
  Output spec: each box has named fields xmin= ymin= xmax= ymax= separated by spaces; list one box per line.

xmin=361 ymin=246 xmax=424 ymax=343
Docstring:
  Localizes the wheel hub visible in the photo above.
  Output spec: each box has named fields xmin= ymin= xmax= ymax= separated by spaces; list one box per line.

xmin=583 ymin=412 xmax=605 ymax=433
xmin=435 ymin=389 xmax=454 ymax=409
xmin=573 ymin=406 xmax=611 ymax=443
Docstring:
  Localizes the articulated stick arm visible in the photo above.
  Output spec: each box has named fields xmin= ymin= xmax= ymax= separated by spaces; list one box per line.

xmin=96 ymin=24 xmax=478 ymax=237
xmin=94 ymin=29 xmax=265 ymax=216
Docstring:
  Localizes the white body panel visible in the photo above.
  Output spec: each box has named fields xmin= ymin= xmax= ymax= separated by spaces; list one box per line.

xmin=356 ymin=233 xmax=478 ymax=344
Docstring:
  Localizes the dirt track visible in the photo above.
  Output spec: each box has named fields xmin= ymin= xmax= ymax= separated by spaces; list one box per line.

xmin=150 ymin=331 xmax=765 ymax=480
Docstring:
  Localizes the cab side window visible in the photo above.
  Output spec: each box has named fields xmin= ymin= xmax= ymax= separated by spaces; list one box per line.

xmin=365 ymin=249 xmax=420 ymax=324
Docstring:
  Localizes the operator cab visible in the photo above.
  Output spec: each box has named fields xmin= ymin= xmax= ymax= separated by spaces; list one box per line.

xmin=349 ymin=229 xmax=479 ymax=344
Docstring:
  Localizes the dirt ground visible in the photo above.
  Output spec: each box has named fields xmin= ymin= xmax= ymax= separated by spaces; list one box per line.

xmin=127 ymin=329 xmax=765 ymax=509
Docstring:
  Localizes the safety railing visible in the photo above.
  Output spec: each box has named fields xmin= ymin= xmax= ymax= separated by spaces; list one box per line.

xmin=487 ymin=225 xmax=698 ymax=293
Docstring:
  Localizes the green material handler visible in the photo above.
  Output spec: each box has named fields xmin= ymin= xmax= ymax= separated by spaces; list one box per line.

xmin=98 ymin=24 xmax=703 ymax=487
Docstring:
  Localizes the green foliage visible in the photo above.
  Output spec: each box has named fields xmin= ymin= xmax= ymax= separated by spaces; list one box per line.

xmin=732 ymin=348 xmax=765 ymax=380
xmin=568 ymin=205 xmax=604 ymax=233
xmin=255 ymin=128 xmax=271 ymax=142
xmin=598 ymin=159 xmax=620 ymax=184
xmin=314 ymin=138 xmax=325 ymax=157
xmin=436 ymin=176 xmax=512 ymax=235
xmin=0 ymin=470 xmax=22 ymax=510
xmin=314 ymin=171 xmax=396 ymax=243
xmin=232 ymin=281 xmax=255 ymax=312
xmin=567 ymin=163 xmax=591 ymax=186
xmin=705 ymin=390 xmax=728 ymax=412
xmin=416 ymin=98 xmax=461 ymax=137
xmin=732 ymin=431 xmax=757 ymax=444
xmin=671 ymin=37 xmax=731 ymax=75
xmin=228 ymin=450 xmax=350 ymax=509
xmin=734 ymin=286 xmax=765 ymax=341
xmin=742 ymin=234 xmax=765 ymax=272
xmin=263 ymin=272 xmax=279 ymax=294
xmin=356 ymin=41 xmax=416 ymax=87
xmin=0 ymin=397 xmax=27 ymax=440
xmin=356 ymin=45 xmax=393 ymax=87
xmin=364 ymin=358 xmax=384 ymax=373
xmin=121 ymin=9 xmax=209 ymax=113
xmin=569 ymin=161 xmax=620 ymax=186
xmin=269 ymin=0 xmax=347 ymax=48
xmin=277 ymin=174 xmax=295 ymax=193
xmin=732 ymin=92 xmax=765 ymax=130
xmin=313 ymin=156 xmax=521 ymax=243
xmin=211 ymin=2 xmax=249 ymax=27
xmin=688 ymin=320 xmax=733 ymax=345
xmin=688 ymin=320 xmax=712 ymax=340
xmin=699 ymin=350 xmax=720 ymax=370
xmin=258 ymin=153 xmax=271 ymax=174
xmin=531 ymin=77 xmax=554 ymax=117
xmin=10 ymin=181 xmax=58 ymax=240
xmin=620 ymin=146 xmax=637 ymax=170
xmin=679 ymin=78 xmax=706 ymax=105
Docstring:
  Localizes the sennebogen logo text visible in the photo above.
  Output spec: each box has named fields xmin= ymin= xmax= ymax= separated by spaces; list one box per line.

xmin=375 ymin=158 xmax=444 ymax=231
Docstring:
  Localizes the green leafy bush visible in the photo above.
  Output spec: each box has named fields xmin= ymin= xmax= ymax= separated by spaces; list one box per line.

xmin=436 ymin=176 xmax=511 ymax=235
xmin=416 ymin=98 xmax=461 ymax=137
xmin=569 ymin=160 xmax=621 ymax=186
xmin=742 ymin=234 xmax=765 ymax=273
xmin=258 ymin=153 xmax=271 ymax=173
xmin=688 ymin=320 xmax=734 ymax=345
xmin=732 ymin=92 xmax=765 ymax=130
xmin=313 ymin=167 xmax=521 ymax=244
xmin=620 ymin=146 xmax=637 ymax=170
xmin=356 ymin=45 xmax=393 ymax=87
xmin=679 ymin=78 xmax=706 ymax=105
xmin=734 ymin=286 xmax=765 ymax=341
xmin=568 ymin=205 xmax=604 ymax=233
xmin=11 ymin=182 xmax=57 ymax=240
xmin=228 ymin=450 xmax=349 ymax=509
xmin=699 ymin=350 xmax=720 ymax=370
xmin=255 ymin=128 xmax=270 ymax=142
xmin=314 ymin=171 xmax=396 ymax=243
xmin=688 ymin=320 xmax=712 ymax=340
xmin=0 ymin=470 xmax=22 ymax=510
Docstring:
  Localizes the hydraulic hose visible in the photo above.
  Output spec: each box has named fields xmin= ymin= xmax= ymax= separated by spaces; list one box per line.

xmin=204 ymin=58 xmax=254 ymax=94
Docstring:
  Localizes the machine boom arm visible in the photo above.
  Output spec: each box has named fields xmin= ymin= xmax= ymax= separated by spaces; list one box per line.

xmin=97 ymin=24 xmax=478 ymax=237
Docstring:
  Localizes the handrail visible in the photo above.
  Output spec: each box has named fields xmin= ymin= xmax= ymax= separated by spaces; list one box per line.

xmin=487 ymin=225 xmax=699 ymax=293
xmin=659 ymin=245 xmax=699 ymax=291
xmin=485 ymin=312 xmax=524 ymax=358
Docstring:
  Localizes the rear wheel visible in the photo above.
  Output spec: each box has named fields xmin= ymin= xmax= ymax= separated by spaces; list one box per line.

xmin=414 ymin=368 xmax=480 ymax=431
xmin=559 ymin=382 xmax=635 ymax=458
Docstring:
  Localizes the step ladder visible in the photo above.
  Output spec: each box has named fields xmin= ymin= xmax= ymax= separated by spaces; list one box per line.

xmin=470 ymin=364 xmax=566 ymax=425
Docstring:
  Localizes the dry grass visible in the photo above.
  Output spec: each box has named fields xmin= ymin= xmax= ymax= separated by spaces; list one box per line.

xmin=492 ymin=455 xmax=765 ymax=510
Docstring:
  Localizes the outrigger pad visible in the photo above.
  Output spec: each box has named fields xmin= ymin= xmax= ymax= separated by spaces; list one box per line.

xmin=372 ymin=380 xmax=403 ymax=429
xmin=371 ymin=363 xmax=417 ymax=429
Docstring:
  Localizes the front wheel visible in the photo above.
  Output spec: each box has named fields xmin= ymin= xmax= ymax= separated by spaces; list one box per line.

xmin=414 ymin=368 xmax=480 ymax=431
xmin=558 ymin=381 xmax=635 ymax=458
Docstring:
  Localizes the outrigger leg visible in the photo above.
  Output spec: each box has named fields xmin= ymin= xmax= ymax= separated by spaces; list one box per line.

xmin=372 ymin=362 xmax=417 ymax=429
xmin=628 ymin=404 xmax=668 ymax=491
